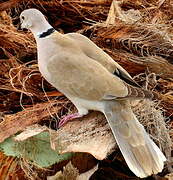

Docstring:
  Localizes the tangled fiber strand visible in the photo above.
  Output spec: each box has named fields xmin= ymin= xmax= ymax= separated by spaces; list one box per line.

xmin=0 ymin=11 xmax=36 ymax=59
xmin=89 ymin=24 xmax=173 ymax=64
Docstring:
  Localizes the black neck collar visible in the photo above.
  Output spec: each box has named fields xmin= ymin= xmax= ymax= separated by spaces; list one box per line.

xmin=39 ymin=28 xmax=55 ymax=38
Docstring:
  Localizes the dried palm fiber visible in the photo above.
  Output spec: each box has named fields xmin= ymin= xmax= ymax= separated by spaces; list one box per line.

xmin=85 ymin=23 xmax=173 ymax=64
xmin=0 ymin=0 xmax=112 ymax=33
xmin=0 ymin=11 xmax=36 ymax=59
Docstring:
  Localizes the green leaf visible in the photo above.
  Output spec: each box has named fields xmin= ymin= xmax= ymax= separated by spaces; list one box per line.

xmin=0 ymin=132 xmax=72 ymax=167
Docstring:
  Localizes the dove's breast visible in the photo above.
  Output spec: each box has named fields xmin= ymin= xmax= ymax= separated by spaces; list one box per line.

xmin=36 ymin=37 xmax=62 ymax=82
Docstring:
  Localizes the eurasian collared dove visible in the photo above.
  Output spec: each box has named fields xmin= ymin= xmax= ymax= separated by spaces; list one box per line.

xmin=20 ymin=8 xmax=166 ymax=178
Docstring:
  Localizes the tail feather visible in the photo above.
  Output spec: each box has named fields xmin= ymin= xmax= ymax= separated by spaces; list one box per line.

xmin=104 ymin=101 xmax=166 ymax=178
xmin=144 ymin=133 xmax=166 ymax=172
xmin=117 ymin=84 xmax=160 ymax=100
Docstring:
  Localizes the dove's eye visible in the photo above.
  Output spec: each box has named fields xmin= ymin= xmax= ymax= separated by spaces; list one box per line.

xmin=21 ymin=16 xmax=25 ymax=20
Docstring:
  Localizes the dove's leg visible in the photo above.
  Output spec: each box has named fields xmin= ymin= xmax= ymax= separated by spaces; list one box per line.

xmin=58 ymin=106 xmax=89 ymax=127
xmin=58 ymin=113 xmax=82 ymax=127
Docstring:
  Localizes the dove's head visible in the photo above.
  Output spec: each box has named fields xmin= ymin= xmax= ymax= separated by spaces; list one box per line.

xmin=20 ymin=9 xmax=52 ymax=37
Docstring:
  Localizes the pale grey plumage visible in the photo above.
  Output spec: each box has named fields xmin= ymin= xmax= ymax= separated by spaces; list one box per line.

xmin=20 ymin=8 xmax=166 ymax=178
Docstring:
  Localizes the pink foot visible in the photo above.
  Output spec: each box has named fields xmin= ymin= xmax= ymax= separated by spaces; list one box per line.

xmin=58 ymin=113 xmax=82 ymax=128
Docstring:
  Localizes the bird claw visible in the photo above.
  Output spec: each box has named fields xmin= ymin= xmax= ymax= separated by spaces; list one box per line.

xmin=58 ymin=113 xmax=82 ymax=128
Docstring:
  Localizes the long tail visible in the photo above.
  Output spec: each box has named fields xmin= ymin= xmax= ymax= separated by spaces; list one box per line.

xmin=103 ymin=100 xmax=166 ymax=178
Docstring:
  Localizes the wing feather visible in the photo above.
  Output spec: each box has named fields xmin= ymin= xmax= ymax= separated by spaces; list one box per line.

xmin=66 ymin=33 xmax=140 ymax=88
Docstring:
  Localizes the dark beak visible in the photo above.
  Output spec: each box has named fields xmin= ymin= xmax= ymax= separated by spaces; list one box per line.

xmin=17 ymin=23 xmax=22 ymax=31
xmin=17 ymin=22 xmax=28 ymax=32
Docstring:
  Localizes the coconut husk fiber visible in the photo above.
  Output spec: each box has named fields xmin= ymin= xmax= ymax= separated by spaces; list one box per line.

xmin=0 ymin=0 xmax=173 ymax=179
